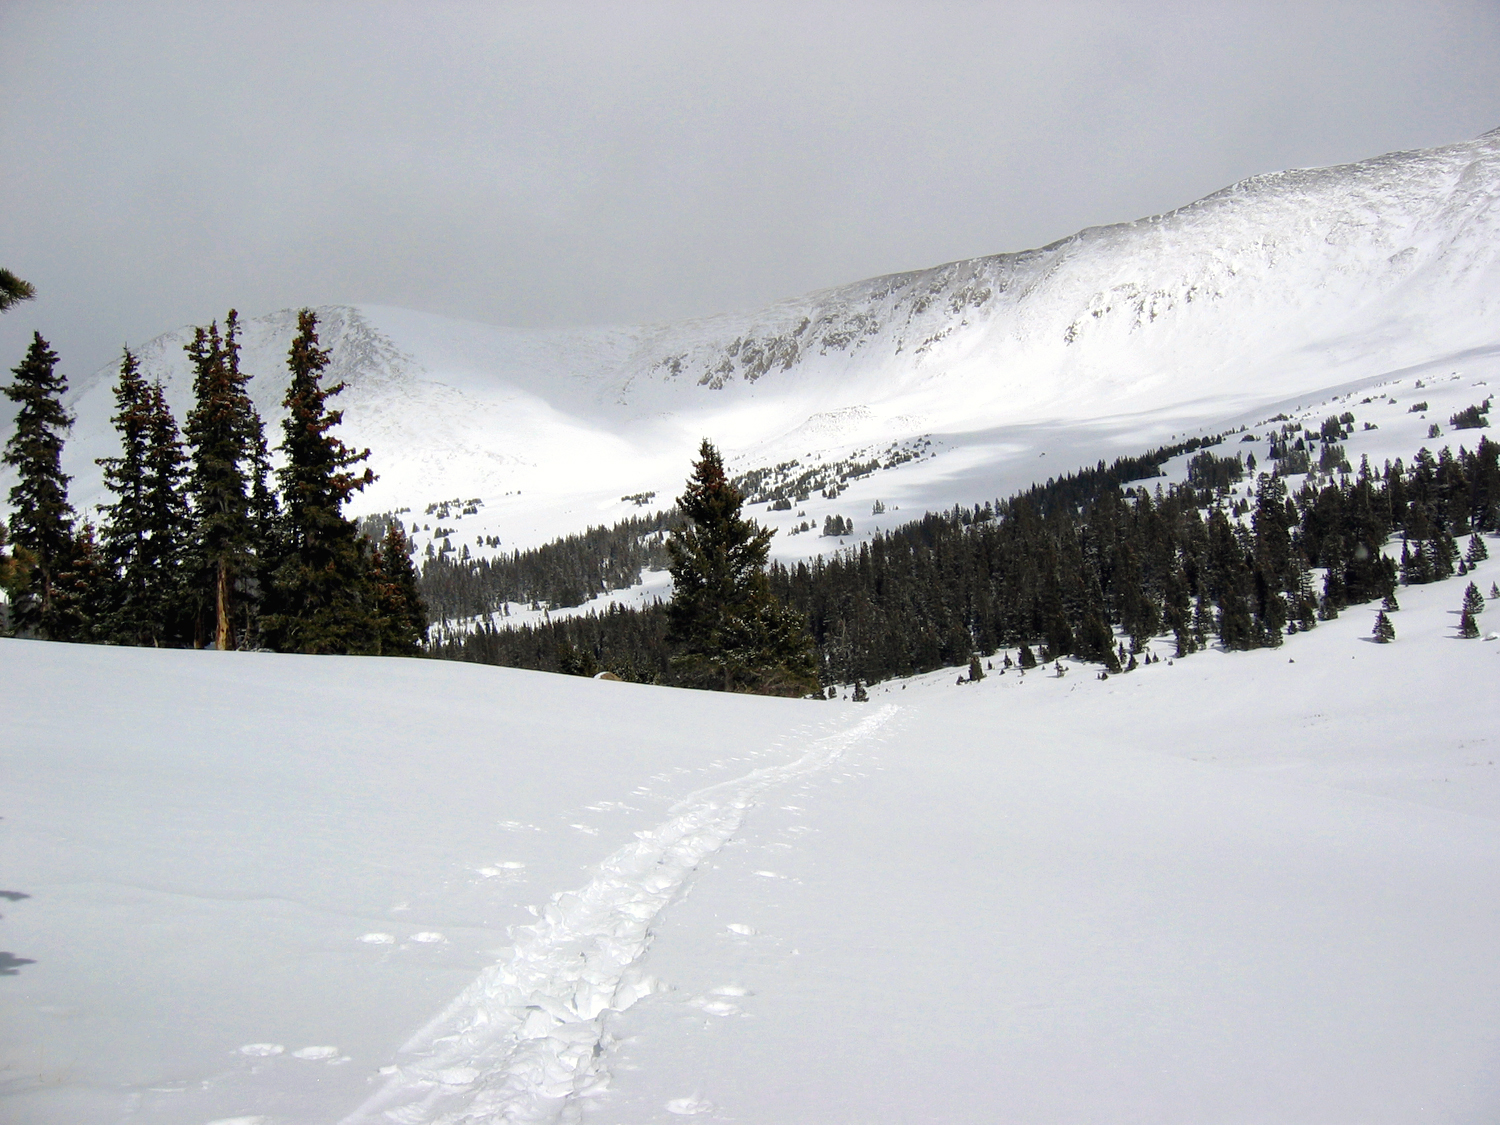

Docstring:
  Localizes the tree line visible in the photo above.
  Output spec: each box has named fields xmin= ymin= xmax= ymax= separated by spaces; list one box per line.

xmin=2 ymin=304 xmax=427 ymax=654
xmin=429 ymin=435 xmax=1499 ymax=687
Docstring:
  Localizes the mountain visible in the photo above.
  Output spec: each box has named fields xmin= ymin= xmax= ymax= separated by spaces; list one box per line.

xmin=5 ymin=128 xmax=1498 ymax=552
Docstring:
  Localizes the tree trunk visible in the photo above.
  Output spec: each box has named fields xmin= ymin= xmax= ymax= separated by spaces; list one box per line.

xmin=215 ymin=560 xmax=230 ymax=651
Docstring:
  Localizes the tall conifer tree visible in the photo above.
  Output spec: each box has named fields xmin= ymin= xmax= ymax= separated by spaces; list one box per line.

xmin=666 ymin=439 xmax=818 ymax=694
xmin=261 ymin=309 xmax=378 ymax=654
xmin=3 ymin=333 xmax=77 ymax=637
xmin=96 ymin=348 xmax=155 ymax=643
xmin=184 ymin=312 xmax=265 ymax=649
xmin=141 ymin=382 xmax=192 ymax=644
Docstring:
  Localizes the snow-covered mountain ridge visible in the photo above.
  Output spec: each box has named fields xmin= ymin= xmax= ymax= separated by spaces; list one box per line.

xmin=7 ymin=128 xmax=1498 ymax=551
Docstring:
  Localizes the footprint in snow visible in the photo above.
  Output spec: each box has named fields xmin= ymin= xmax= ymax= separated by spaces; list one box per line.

xmin=291 ymin=1046 xmax=342 ymax=1061
xmin=695 ymin=998 xmax=742 ymax=1017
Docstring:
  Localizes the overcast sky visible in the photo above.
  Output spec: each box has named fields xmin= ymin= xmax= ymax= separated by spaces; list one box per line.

xmin=3 ymin=0 xmax=1499 ymax=377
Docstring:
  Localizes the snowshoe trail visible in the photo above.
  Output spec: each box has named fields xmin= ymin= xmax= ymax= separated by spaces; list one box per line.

xmin=341 ymin=705 xmax=899 ymax=1125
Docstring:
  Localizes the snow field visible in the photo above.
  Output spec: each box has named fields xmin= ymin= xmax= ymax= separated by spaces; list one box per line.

xmin=342 ymin=707 xmax=897 ymax=1124
xmin=3 ymin=546 xmax=1499 ymax=1122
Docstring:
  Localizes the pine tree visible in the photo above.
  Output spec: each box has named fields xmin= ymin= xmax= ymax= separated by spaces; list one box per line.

xmin=1459 ymin=608 xmax=1480 ymax=638
xmin=140 ymin=382 xmax=192 ymax=645
xmin=852 ymin=679 xmax=869 ymax=702
xmin=370 ymin=522 xmax=428 ymax=655
xmin=50 ymin=523 xmax=111 ymax=642
xmin=1467 ymin=533 xmax=1490 ymax=566
xmin=1372 ymin=609 xmax=1395 ymax=643
xmin=261 ymin=309 xmax=379 ymax=654
xmin=1462 ymin=581 xmax=1485 ymax=618
xmin=3 ymin=333 xmax=77 ymax=638
xmin=666 ymin=439 xmax=818 ymax=694
xmin=184 ymin=312 xmax=266 ymax=649
xmin=0 ymin=269 xmax=35 ymax=313
xmin=96 ymin=349 xmax=155 ymax=644
xmin=1381 ymin=589 xmax=1400 ymax=612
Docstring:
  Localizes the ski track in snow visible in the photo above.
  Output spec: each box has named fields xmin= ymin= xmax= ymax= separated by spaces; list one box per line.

xmin=341 ymin=705 xmax=900 ymax=1125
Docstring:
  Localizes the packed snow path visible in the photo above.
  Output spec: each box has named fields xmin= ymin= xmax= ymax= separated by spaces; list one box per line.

xmin=342 ymin=705 xmax=899 ymax=1125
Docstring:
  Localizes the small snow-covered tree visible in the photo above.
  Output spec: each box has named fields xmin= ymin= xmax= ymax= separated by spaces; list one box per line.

xmin=1459 ymin=608 xmax=1480 ymax=638
xmin=1372 ymin=610 xmax=1395 ymax=643
xmin=1462 ymin=582 xmax=1485 ymax=618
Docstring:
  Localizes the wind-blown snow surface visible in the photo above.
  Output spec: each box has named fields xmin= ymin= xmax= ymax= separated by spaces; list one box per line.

xmin=4 ymin=548 xmax=1500 ymax=1123
xmin=7 ymin=129 xmax=1498 ymax=552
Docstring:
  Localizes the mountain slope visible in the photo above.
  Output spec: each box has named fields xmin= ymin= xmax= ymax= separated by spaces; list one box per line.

xmin=5 ymin=128 xmax=1498 ymax=549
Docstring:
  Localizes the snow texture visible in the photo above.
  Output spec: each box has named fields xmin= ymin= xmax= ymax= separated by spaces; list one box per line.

xmin=342 ymin=707 xmax=895 ymax=1124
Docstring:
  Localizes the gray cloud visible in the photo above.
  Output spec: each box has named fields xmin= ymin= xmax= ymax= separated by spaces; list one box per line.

xmin=2 ymin=0 xmax=1498 ymax=377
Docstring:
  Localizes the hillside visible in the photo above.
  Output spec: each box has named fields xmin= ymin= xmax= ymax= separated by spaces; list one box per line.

xmin=6 ymin=128 xmax=1497 ymax=556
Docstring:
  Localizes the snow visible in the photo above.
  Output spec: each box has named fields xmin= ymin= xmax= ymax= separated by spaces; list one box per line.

xmin=4 ymin=126 xmax=1500 ymax=1123
xmin=4 ymin=547 xmax=1499 ymax=1122
xmin=5 ymin=129 xmax=1498 ymax=562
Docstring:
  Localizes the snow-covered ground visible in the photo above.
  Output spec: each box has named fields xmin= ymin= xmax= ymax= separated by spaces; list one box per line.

xmin=4 ymin=545 xmax=1498 ymax=1123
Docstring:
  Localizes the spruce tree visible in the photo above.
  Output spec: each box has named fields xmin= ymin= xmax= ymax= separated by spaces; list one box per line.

xmin=1372 ymin=610 xmax=1395 ymax=643
xmin=184 ymin=312 xmax=266 ymax=649
xmin=140 ymin=382 xmax=192 ymax=644
xmin=3 ymin=333 xmax=77 ymax=638
xmin=260 ymin=309 xmax=379 ymax=654
xmin=666 ymin=439 xmax=818 ymax=694
xmin=1459 ymin=608 xmax=1480 ymax=638
xmin=1462 ymin=581 xmax=1485 ymax=618
xmin=96 ymin=348 xmax=154 ymax=644
xmin=1466 ymin=533 xmax=1489 ymax=566
xmin=370 ymin=522 xmax=428 ymax=655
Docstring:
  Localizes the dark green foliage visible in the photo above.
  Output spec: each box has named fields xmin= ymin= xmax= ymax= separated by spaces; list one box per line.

xmin=430 ymin=435 xmax=1500 ymax=686
xmin=1462 ymin=581 xmax=1485 ymax=618
xmin=0 ymin=269 xmax=34 ymax=313
xmin=419 ymin=508 xmax=675 ymax=623
xmin=967 ymin=655 xmax=985 ymax=681
xmin=1372 ymin=610 xmax=1395 ymax=643
xmin=1466 ymin=533 xmax=1489 ymax=566
xmin=370 ymin=523 xmax=428 ymax=655
xmin=140 ymin=382 xmax=193 ymax=644
xmin=260 ymin=310 xmax=379 ymax=654
xmin=1450 ymin=401 xmax=1490 ymax=430
xmin=1459 ymin=608 xmax=1480 ymax=638
xmin=49 ymin=524 xmax=112 ymax=642
xmin=852 ymin=679 xmax=869 ymax=702
xmin=666 ymin=440 xmax=819 ymax=695
xmin=96 ymin=349 xmax=160 ymax=644
xmin=1187 ymin=450 xmax=1244 ymax=492
xmin=183 ymin=312 xmax=268 ymax=649
xmin=3 ymin=333 xmax=76 ymax=637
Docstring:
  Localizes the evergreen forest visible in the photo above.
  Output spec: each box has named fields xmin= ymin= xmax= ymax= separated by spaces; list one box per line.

xmin=1 ymin=306 xmax=427 ymax=655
